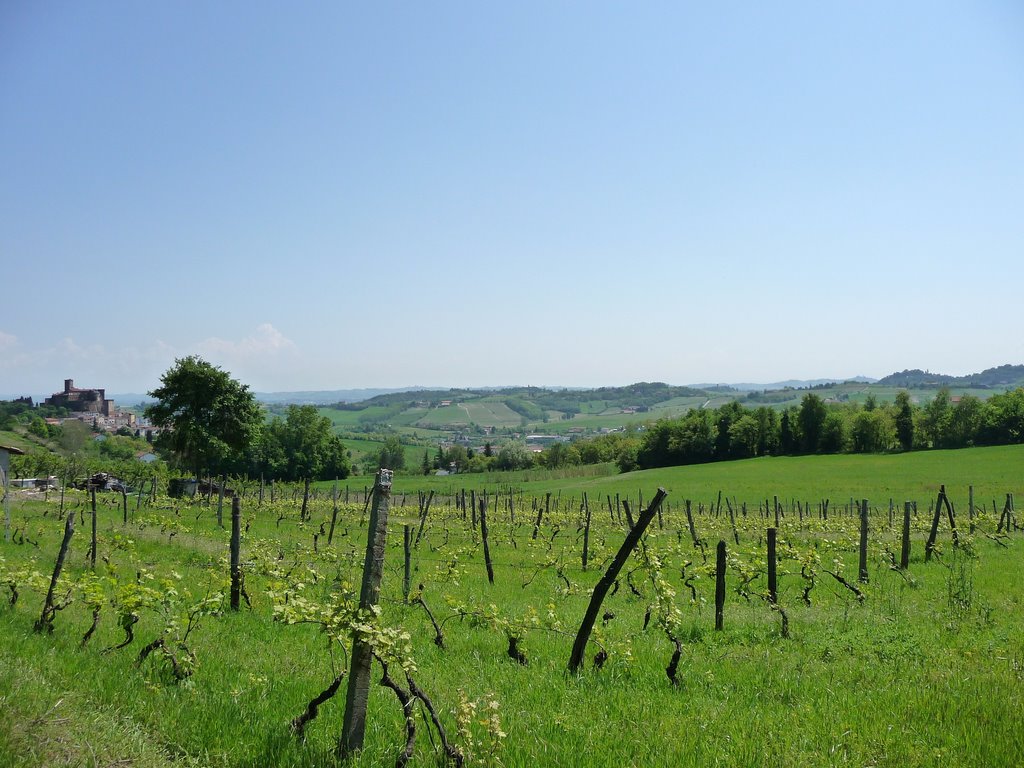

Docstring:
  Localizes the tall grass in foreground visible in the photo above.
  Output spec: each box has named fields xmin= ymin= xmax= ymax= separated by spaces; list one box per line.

xmin=1 ymin=446 xmax=1023 ymax=767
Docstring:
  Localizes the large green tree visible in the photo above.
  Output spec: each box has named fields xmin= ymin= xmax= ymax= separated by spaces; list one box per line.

xmin=145 ymin=356 xmax=262 ymax=478
xmin=377 ymin=435 xmax=407 ymax=471
xmin=266 ymin=405 xmax=350 ymax=483
xmin=980 ymin=388 xmax=1024 ymax=444
xmin=266 ymin=404 xmax=350 ymax=519
xmin=850 ymin=408 xmax=895 ymax=453
xmin=893 ymin=391 xmax=914 ymax=450
xmin=921 ymin=388 xmax=953 ymax=448
xmin=818 ymin=410 xmax=850 ymax=453
xmin=797 ymin=394 xmax=827 ymax=453
xmin=495 ymin=441 xmax=534 ymax=471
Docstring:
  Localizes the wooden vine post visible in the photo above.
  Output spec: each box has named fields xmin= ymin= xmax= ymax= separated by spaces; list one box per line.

xmin=900 ymin=501 xmax=912 ymax=570
xmin=568 ymin=488 xmax=667 ymax=674
xmin=327 ymin=481 xmax=339 ymax=545
xmin=968 ymin=485 xmax=974 ymax=535
xmin=714 ymin=540 xmax=726 ymax=631
xmin=480 ymin=497 xmax=494 ymax=584
xmin=532 ymin=493 xmax=548 ymax=540
xmin=925 ymin=485 xmax=958 ymax=561
xmin=581 ymin=492 xmax=591 ymax=571
xmin=340 ymin=468 xmax=393 ymax=758
xmin=403 ymin=524 xmax=412 ymax=603
xmin=767 ymin=528 xmax=777 ymax=604
xmin=686 ymin=500 xmax=700 ymax=548
xmin=36 ymin=511 xmax=75 ymax=633
xmin=858 ymin=499 xmax=869 ymax=583
xmin=90 ymin=487 xmax=97 ymax=570
xmin=1 ymin=445 xmax=23 ymax=542
xmin=217 ymin=476 xmax=225 ymax=527
xmin=622 ymin=500 xmax=635 ymax=531
xmin=230 ymin=496 xmax=242 ymax=610
xmin=414 ymin=490 xmax=434 ymax=547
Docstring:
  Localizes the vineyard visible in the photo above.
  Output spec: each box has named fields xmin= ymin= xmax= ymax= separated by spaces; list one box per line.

xmin=2 ymin=448 xmax=1023 ymax=767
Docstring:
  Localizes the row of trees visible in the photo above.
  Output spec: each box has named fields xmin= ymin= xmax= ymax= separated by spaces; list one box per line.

xmin=422 ymin=440 xmax=538 ymax=475
xmin=145 ymin=357 xmax=351 ymax=485
xmin=620 ymin=388 xmax=1024 ymax=471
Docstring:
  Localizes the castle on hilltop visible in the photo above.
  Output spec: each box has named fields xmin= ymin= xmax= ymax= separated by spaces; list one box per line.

xmin=44 ymin=379 xmax=114 ymax=417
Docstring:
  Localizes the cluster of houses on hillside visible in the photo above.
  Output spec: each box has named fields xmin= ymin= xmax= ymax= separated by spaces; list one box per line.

xmin=39 ymin=378 xmax=159 ymax=439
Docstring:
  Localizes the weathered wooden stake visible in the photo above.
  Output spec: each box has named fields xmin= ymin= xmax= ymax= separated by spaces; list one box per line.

xmin=414 ymin=490 xmax=434 ymax=547
xmin=532 ymin=493 xmax=549 ymax=539
xmin=685 ymin=500 xmax=700 ymax=548
xmin=714 ymin=540 xmax=726 ymax=631
xmin=900 ymin=501 xmax=911 ymax=570
xmin=623 ymin=499 xmax=635 ymax=531
xmin=582 ymin=492 xmax=591 ymax=570
xmin=403 ymin=524 xmax=412 ymax=603
xmin=90 ymin=488 xmax=97 ymax=570
xmin=480 ymin=498 xmax=494 ymax=585
xmin=328 ymin=481 xmax=339 ymax=546
xmin=230 ymin=496 xmax=241 ymax=610
xmin=968 ymin=485 xmax=975 ymax=535
xmin=568 ymin=489 xmax=667 ymax=673
xmin=767 ymin=527 xmax=777 ymax=604
xmin=36 ymin=511 xmax=75 ymax=633
xmin=301 ymin=477 xmax=311 ymax=521
xmin=340 ymin=468 xmax=393 ymax=758
xmin=925 ymin=486 xmax=944 ymax=562
xmin=217 ymin=475 xmax=225 ymax=527
xmin=858 ymin=499 xmax=869 ymax=583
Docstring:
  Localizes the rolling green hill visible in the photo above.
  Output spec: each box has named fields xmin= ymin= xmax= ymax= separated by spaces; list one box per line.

xmin=312 ymin=367 xmax=1024 ymax=461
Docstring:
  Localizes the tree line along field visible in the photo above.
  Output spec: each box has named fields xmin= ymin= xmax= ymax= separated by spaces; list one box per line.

xmin=1 ymin=446 xmax=1023 ymax=767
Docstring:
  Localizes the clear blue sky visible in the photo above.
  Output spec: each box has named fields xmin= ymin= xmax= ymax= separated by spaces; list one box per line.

xmin=2 ymin=2 xmax=1023 ymax=398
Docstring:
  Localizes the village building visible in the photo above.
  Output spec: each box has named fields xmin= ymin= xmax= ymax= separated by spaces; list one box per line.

xmin=45 ymin=379 xmax=114 ymax=417
xmin=43 ymin=379 xmax=143 ymax=433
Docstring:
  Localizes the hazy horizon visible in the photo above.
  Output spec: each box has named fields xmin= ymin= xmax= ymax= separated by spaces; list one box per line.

xmin=7 ymin=363 xmax=1019 ymax=405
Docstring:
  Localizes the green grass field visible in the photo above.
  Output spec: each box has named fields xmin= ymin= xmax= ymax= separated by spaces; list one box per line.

xmin=2 ymin=445 xmax=1023 ymax=767
xmin=419 ymin=401 xmax=522 ymax=429
xmin=370 ymin=444 xmax=1024 ymax=506
xmin=0 ymin=430 xmax=36 ymax=452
